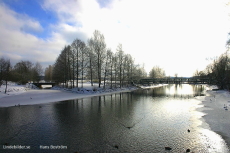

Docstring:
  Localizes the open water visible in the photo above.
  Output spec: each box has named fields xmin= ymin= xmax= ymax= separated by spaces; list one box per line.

xmin=0 ymin=84 xmax=229 ymax=152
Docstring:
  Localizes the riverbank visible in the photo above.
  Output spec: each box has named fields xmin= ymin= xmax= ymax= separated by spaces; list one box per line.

xmin=0 ymin=86 xmax=136 ymax=107
xmin=0 ymin=83 xmax=167 ymax=107
xmin=198 ymin=85 xmax=230 ymax=147
xmin=138 ymin=83 xmax=168 ymax=89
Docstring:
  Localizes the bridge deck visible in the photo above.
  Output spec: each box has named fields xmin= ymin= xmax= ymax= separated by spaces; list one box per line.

xmin=139 ymin=78 xmax=211 ymax=84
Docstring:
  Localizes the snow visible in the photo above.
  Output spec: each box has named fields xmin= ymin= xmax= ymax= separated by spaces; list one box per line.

xmin=0 ymin=82 xmax=140 ymax=107
xmin=138 ymin=84 xmax=168 ymax=89
xmin=197 ymin=85 xmax=230 ymax=147
xmin=0 ymin=82 xmax=169 ymax=107
xmin=0 ymin=82 xmax=27 ymax=99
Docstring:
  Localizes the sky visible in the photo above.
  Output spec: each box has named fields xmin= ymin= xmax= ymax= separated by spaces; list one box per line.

xmin=0 ymin=0 xmax=230 ymax=77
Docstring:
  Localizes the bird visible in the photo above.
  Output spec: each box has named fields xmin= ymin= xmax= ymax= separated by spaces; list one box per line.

xmin=121 ymin=123 xmax=136 ymax=129
xmin=187 ymin=129 xmax=190 ymax=132
xmin=114 ymin=145 xmax=119 ymax=149
xmin=114 ymin=117 xmax=143 ymax=130
xmin=165 ymin=147 xmax=172 ymax=151
xmin=186 ymin=148 xmax=190 ymax=152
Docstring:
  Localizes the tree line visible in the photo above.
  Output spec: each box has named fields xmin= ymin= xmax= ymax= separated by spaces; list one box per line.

xmin=192 ymin=34 xmax=230 ymax=90
xmin=45 ymin=30 xmax=147 ymax=88
xmin=193 ymin=51 xmax=230 ymax=90
xmin=149 ymin=66 xmax=166 ymax=78
xmin=0 ymin=58 xmax=43 ymax=92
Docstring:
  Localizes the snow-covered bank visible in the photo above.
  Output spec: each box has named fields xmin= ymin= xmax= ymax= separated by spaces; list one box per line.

xmin=0 ymin=82 xmax=169 ymax=108
xmin=138 ymin=83 xmax=168 ymax=89
xmin=0 ymin=82 xmax=37 ymax=99
xmin=198 ymin=85 xmax=230 ymax=147
xmin=0 ymin=84 xmax=137 ymax=107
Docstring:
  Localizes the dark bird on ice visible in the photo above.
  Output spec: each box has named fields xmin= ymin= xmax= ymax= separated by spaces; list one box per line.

xmin=165 ymin=147 xmax=172 ymax=150
xmin=187 ymin=129 xmax=190 ymax=132
xmin=114 ymin=145 xmax=119 ymax=149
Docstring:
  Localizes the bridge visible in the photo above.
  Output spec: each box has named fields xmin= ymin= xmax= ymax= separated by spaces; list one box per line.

xmin=32 ymin=82 xmax=56 ymax=88
xmin=139 ymin=77 xmax=212 ymax=85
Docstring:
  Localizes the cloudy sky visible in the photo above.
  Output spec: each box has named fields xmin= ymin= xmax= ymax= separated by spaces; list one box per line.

xmin=0 ymin=0 xmax=230 ymax=77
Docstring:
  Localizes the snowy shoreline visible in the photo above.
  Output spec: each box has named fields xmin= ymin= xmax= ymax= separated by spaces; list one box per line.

xmin=0 ymin=83 xmax=166 ymax=107
xmin=197 ymin=85 xmax=230 ymax=148
xmin=0 ymin=87 xmax=136 ymax=107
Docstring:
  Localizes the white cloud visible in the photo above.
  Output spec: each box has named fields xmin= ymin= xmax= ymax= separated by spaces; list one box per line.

xmin=0 ymin=3 xmax=66 ymax=66
xmin=1 ymin=0 xmax=230 ymax=76
xmin=0 ymin=4 xmax=43 ymax=33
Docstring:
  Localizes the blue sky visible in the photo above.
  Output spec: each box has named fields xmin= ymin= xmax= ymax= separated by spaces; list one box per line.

xmin=2 ymin=0 xmax=58 ymax=39
xmin=0 ymin=0 xmax=230 ymax=76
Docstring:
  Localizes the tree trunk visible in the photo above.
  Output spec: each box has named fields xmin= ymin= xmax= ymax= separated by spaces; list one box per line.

xmin=98 ymin=53 xmax=101 ymax=88
xmin=90 ymin=58 xmax=93 ymax=86
xmin=81 ymin=52 xmax=84 ymax=88
xmin=72 ymin=55 xmax=75 ymax=88
xmin=4 ymin=80 xmax=7 ymax=94
xmin=110 ymin=62 xmax=113 ymax=89
xmin=76 ymin=47 xmax=79 ymax=88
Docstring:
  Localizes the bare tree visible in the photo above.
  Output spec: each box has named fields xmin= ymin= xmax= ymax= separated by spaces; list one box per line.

xmin=79 ymin=42 xmax=87 ymax=88
xmin=32 ymin=62 xmax=43 ymax=83
xmin=174 ymin=73 xmax=178 ymax=78
xmin=51 ymin=30 xmax=147 ymax=89
xmin=116 ymin=44 xmax=124 ymax=88
xmin=87 ymin=39 xmax=96 ymax=86
xmin=0 ymin=58 xmax=7 ymax=86
xmin=103 ymin=49 xmax=111 ymax=89
xmin=113 ymin=55 xmax=118 ymax=88
xmin=91 ymin=30 xmax=106 ymax=88
xmin=13 ymin=60 xmax=33 ymax=84
xmin=124 ymin=54 xmax=134 ymax=86
xmin=106 ymin=50 xmax=114 ymax=89
xmin=44 ymin=65 xmax=53 ymax=82
xmin=4 ymin=60 xmax=11 ymax=94
xmin=71 ymin=40 xmax=83 ymax=88
xmin=149 ymin=66 xmax=165 ymax=78
xmin=0 ymin=58 xmax=11 ymax=93
xmin=210 ymin=53 xmax=229 ymax=89
xmin=132 ymin=63 xmax=147 ymax=81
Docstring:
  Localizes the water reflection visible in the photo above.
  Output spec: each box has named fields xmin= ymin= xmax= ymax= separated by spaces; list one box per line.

xmin=0 ymin=84 xmax=229 ymax=152
xmin=138 ymin=84 xmax=205 ymax=98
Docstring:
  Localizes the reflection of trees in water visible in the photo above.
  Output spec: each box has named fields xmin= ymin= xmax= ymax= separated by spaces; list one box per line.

xmin=50 ymin=86 xmax=206 ymax=152
xmin=192 ymin=85 xmax=205 ymax=96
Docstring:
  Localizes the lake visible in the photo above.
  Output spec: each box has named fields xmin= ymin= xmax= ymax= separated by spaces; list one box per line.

xmin=0 ymin=84 xmax=229 ymax=152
